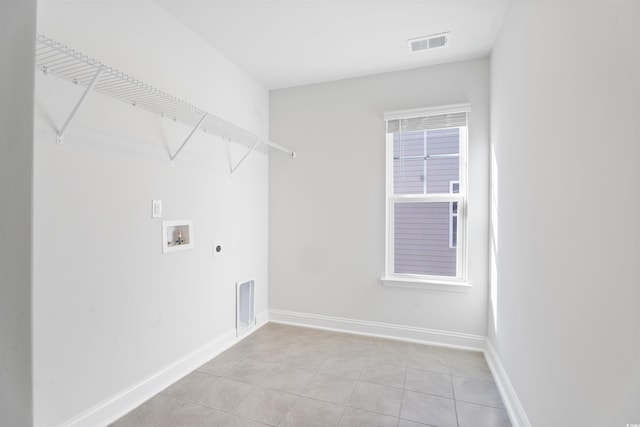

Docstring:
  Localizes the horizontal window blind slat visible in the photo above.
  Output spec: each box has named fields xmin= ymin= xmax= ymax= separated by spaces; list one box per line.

xmin=387 ymin=112 xmax=467 ymax=133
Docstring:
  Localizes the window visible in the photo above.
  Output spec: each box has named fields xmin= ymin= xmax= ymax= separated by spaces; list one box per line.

xmin=383 ymin=105 xmax=469 ymax=286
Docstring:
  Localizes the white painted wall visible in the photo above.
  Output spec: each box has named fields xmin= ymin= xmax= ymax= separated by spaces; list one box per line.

xmin=34 ymin=2 xmax=269 ymax=425
xmin=269 ymin=58 xmax=489 ymax=343
xmin=0 ymin=1 xmax=36 ymax=426
xmin=489 ymin=1 xmax=640 ymax=425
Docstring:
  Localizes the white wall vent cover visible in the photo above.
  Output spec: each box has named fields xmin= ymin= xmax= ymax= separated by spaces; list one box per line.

xmin=236 ymin=278 xmax=255 ymax=337
xmin=408 ymin=32 xmax=450 ymax=52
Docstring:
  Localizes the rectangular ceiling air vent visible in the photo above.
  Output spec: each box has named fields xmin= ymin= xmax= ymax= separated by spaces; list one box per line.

xmin=408 ymin=32 xmax=450 ymax=52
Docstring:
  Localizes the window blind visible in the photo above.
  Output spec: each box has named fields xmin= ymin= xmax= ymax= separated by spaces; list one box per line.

xmin=387 ymin=111 xmax=467 ymax=133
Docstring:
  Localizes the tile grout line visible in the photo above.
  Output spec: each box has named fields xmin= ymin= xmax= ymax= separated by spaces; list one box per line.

xmin=450 ymin=369 xmax=460 ymax=427
xmin=277 ymin=394 xmax=300 ymax=427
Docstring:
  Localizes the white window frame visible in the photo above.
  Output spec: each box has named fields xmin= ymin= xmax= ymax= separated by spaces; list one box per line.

xmin=449 ymin=180 xmax=459 ymax=249
xmin=381 ymin=104 xmax=471 ymax=292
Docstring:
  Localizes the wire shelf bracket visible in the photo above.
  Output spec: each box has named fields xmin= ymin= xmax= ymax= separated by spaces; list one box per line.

xmin=35 ymin=34 xmax=296 ymax=172
xmin=170 ymin=113 xmax=208 ymax=165
xmin=231 ymin=137 xmax=263 ymax=174
xmin=55 ymin=67 xmax=103 ymax=144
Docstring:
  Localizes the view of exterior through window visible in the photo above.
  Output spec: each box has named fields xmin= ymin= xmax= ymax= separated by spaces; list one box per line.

xmin=385 ymin=106 xmax=468 ymax=281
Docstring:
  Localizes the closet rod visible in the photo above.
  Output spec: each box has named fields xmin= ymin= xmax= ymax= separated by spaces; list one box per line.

xmin=35 ymin=35 xmax=296 ymax=169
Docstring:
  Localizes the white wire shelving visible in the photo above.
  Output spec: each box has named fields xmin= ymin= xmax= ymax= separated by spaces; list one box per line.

xmin=35 ymin=34 xmax=295 ymax=173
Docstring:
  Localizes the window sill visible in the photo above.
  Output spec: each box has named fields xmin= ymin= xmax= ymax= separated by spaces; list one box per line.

xmin=380 ymin=276 xmax=472 ymax=293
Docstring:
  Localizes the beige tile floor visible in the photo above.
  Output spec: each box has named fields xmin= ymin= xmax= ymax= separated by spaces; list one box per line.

xmin=112 ymin=323 xmax=511 ymax=427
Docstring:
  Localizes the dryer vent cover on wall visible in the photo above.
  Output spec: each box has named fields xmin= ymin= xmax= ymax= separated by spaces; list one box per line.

xmin=408 ymin=32 xmax=450 ymax=52
xmin=236 ymin=278 xmax=255 ymax=337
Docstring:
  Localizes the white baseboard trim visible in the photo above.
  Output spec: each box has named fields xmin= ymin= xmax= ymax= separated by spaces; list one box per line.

xmin=484 ymin=340 xmax=531 ymax=427
xmin=255 ymin=309 xmax=269 ymax=330
xmin=268 ymin=309 xmax=486 ymax=351
xmin=62 ymin=311 xmax=269 ymax=427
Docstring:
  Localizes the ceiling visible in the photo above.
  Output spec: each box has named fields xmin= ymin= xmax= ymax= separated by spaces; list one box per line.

xmin=155 ymin=0 xmax=509 ymax=90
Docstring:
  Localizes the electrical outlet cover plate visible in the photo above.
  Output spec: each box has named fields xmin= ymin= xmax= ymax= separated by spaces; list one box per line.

xmin=152 ymin=200 xmax=162 ymax=218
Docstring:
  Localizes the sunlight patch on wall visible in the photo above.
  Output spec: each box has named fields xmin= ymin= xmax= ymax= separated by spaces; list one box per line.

xmin=490 ymin=142 xmax=499 ymax=334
